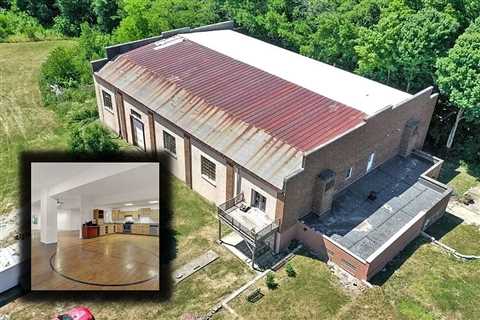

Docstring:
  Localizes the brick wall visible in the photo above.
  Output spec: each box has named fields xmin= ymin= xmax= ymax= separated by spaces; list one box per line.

xmin=281 ymin=88 xmax=439 ymax=230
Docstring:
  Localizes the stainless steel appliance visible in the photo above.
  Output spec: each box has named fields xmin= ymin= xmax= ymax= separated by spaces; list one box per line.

xmin=123 ymin=222 xmax=133 ymax=233
xmin=149 ymin=224 xmax=159 ymax=236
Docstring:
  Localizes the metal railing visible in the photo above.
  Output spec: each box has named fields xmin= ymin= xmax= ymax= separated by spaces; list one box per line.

xmin=217 ymin=192 xmax=279 ymax=242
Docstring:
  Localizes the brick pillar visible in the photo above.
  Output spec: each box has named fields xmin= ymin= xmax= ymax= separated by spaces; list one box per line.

xmin=148 ymin=111 xmax=157 ymax=154
xmin=225 ymin=161 xmax=235 ymax=200
xmin=115 ymin=90 xmax=128 ymax=140
xmin=312 ymin=169 xmax=336 ymax=216
xmin=184 ymin=134 xmax=192 ymax=188
xmin=399 ymin=119 xmax=419 ymax=157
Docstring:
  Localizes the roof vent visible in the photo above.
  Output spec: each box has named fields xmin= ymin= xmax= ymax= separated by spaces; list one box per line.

xmin=154 ymin=36 xmax=184 ymax=50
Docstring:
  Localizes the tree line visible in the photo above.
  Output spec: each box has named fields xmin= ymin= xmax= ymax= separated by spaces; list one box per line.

xmin=1 ymin=0 xmax=479 ymax=164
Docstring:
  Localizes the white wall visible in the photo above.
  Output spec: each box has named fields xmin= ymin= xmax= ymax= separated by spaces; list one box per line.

xmin=155 ymin=116 xmax=186 ymax=181
xmin=191 ymin=140 xmax=227 ymax=205
xmin=96 ymin=83 xmax=119 ymax=134
xmin=238 ymin=169 xmax=278 ymax=221
xmin=57 ymin=209 xmax=81 ymax=231
xmin=123 ymin=98 xmax=153 ymax=151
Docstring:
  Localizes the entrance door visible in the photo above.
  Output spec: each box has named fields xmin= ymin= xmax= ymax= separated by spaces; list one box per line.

xmin=252 ymin=189 xmax=267 ymax=212
xmin=366 ymin=152 xmax=375 ymax=172
xmin=131 ymin=116 xmax=146 ymax=150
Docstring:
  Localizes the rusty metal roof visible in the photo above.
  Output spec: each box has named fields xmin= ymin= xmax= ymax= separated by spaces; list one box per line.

xmin=96 ymin=35 xmax=366 ymax=189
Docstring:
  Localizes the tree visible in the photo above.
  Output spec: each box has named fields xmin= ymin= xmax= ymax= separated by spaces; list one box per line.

xmin=92 ymin=0 xmax=120 ymax=33
xmin=113 ymin=0 xmax=219 ymax=42
xmin=300 ymin=12 xmax=358 ymax=71
xmin=70 ymin=121 xmax=120 ymax=153
xmin=436 ymin=18 xmax=480 ymax=148
xmin=16 ymin=0 xmax=59 ymax=26
xmin=356 ymin=4 xmax=460 ymax=92
xmin=56 ymin=0 xmax=95 ymax=36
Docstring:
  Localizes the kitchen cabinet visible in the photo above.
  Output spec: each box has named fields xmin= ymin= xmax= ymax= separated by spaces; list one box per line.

xmin=93 ymin=209 xmax=104 ymax=225
xmin=115 ymin=223 xmax=123 ymax=233
xmin=99 ymin=225 xmax=106 ymax=236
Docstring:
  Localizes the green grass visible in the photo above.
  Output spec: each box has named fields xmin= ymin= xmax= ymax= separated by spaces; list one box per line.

xmin=426 ymin=213 xmax=480 ymax=256
xmin=220 ymin=219 xmax=480 ymax=320
xmin=439 ymin=159 xmax=480 ymax=196
xmin=1 ymin=176 xmax=254 ymax=319
xmin=223 ymin=252 xmax=350 ymax=320
xmin=0 ymin=40 xmax=74 ymax=214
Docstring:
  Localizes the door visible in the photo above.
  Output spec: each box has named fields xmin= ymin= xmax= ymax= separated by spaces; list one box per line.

xmin=131 ymin=116 xmax=146 ymax=150
xmin=252 ymin=189 xmax=267 ymax=212
xmin=366 ymin=152 xmax=375 ymax=172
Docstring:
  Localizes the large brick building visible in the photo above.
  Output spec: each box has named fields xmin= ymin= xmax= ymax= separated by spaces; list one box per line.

xmin=92 ymin=22 xmax=451 ymax=280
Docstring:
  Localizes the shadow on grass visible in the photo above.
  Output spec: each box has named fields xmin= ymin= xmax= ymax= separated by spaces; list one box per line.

xmin=424 ymin=212 xmax=463 ymax=241
xmin=369 ymin=237 xmax=431 ymax=286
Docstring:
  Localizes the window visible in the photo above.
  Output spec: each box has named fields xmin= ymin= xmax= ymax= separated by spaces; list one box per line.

xmin=163 ymin=131 xmax=176 ymax=155
xmin=131 ymin=109 xmax=142 ymax=119
xmin=345 ymin=167 xmax=353 ymax=180
xmin=102 ymin=90 xmax=113 ymax=111
xmin=131 ymin=116 xmax=145 ymax=150
xmin=252 ymin=189 xmax=267 ymax=212
xmin=366 ymin=152 xmax=375 ymax=172
xmin=201 ymin=156 xmax=216 ymax=182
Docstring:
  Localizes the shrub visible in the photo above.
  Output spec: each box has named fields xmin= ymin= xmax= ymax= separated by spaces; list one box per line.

xmin=66 ymin=103 xmax=98 ymax=127
xmin=285 ymin=262 xmax=296 ymax=277
xmin=40 ymin=46 xmax=82 ymax=89
xmin=69 ymin=121 xmax=119 ymax=153
xmin=0 ymin=10 xmax=55 ymax=42
xmin=265 ymin=272 xmax=278 ymax=290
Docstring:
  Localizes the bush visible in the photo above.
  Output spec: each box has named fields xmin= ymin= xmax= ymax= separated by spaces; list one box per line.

xmin=70 ymin=121 xmax=119 ymax=153
xmin=0 ymin=10 xmax=60 ymax=42
xmin=66 ymin=103 xmax=98 ymax=127
xmin=285 ymin=262 xmax=296 ymax=277
xmin=265 ymin=272 xmax=278 ymax=290
xmin=40 ymin=46 xmax=82 ymax=90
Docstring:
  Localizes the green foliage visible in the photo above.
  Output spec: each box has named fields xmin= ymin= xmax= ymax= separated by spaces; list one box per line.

xmin=355 ymin=5 xmax=460 ymax=92
xmin=285 ymin=262 xmax=296 ymax=277
xmin=40 ymin=46 xmax=82 ymax=89
xmin=69 ymin=121 xmax=120 ymax=153
xmin=0 ymin=10 xmax=59 ymax=42
xmin=16 ymin=0 xmax=58 ymax=26
xmin=113 ymin=0 xmax=219 ymax=42
xmin=436 ymin=18 xmax=480 ymax=122
xmin=92 ymin=0 xmax=120 ymax=33
xmin=56 ymin=0 xmax=95 ymax=36
xmin=65 ymin=101 xmax=98 ymax=127
xmin=266 ymin=272 xmax=278 ymax=289
xmin=300 ymin=12 xmax=357 ymax=70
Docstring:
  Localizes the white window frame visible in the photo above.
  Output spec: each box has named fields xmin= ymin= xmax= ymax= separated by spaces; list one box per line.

xmin=345 ymin=167 xmax=353 ymax=180
xmin=201 ymin=155 xmax=216 ymax=185
xmin=366 ymin=152 xmax=375 ymax=172
xmin=102 ymin=90 xmax=113 ymax=112
xmin=251 ymin=189 xmax=267 ymax=212
xmin=163 ymin=131 xmax=176 ymax=156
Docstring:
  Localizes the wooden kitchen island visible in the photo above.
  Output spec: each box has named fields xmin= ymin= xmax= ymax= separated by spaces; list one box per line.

xmin=82 ymin=223 xmax=158 ymax=238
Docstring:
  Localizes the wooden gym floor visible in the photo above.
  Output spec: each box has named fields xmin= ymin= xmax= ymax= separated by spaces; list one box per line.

xmin=31 ymin=231 xmax=159 ymax=290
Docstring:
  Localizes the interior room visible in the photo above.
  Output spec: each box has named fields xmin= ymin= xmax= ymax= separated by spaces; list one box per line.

xmin=30 ymin=162 xmax=160 ymax=291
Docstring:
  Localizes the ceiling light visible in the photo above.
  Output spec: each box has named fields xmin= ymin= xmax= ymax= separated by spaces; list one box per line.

xmin=124 ymin=203 xmax=133 ymax=206
xmin=148 ymin=200 xmax=158 ymax=204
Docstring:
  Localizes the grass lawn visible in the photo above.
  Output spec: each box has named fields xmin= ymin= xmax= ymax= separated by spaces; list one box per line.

xmin=439 ymin=158 xmax=479 ymax=196
xmin=221 ymin=252 xmax=350 ymax=320
xmin=1 ymin=177 xmax=255 ymax=319
xmin=0 ymin=40 xmax=74 ymax=215
xmin=221 ymin=219 xmax=480 ymax=320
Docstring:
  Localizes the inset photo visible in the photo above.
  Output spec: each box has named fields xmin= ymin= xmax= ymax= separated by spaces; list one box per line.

xmin=30 ymin=162 xmax=159 ymax=291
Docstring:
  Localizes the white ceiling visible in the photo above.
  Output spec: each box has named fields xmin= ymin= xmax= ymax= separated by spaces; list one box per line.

xmin=31 ymin=162 xmax=159 ymax=209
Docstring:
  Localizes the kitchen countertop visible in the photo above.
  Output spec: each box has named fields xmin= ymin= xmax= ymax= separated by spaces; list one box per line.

xmin=105 ymin=222 xmax=159 ymax=225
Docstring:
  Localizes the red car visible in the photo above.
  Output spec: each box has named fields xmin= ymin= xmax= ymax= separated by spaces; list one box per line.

xmin=52 ymin=307 xmax=95 ymax=320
